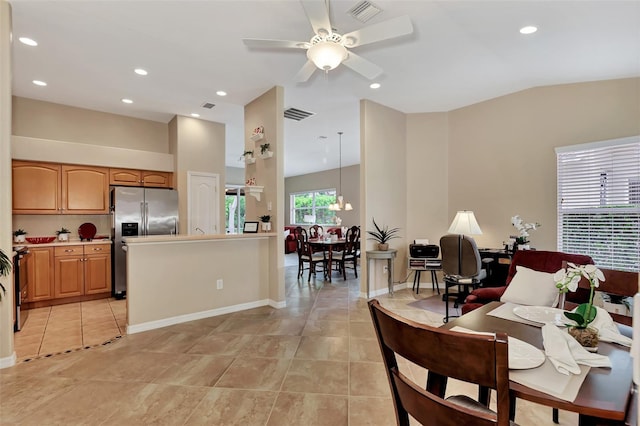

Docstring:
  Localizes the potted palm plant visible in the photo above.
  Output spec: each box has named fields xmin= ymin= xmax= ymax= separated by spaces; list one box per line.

xmin=0 ymin=249 xmax=10 ymax=301
xmin=367 ymin=218 xmax=400 ymax=251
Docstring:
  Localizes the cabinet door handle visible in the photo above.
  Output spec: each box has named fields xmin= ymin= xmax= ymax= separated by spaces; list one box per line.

xmin=93 ymin=248 xmax=102 ymax=251
xmin=64 ymin=249 xmax=74 ymax=252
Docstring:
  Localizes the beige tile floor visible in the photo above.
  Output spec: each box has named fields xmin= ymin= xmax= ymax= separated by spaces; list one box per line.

xmin=1 ymin=263 xmax=579 ymax=425
xmin=14 ymin=298 xmax=126 ymax=360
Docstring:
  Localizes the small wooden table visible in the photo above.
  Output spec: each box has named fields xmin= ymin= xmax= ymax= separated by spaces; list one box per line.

xmin=442 ymin=302 xmax=634 ymax=425
xmin=366 ymin=250 xmax=397 ymax=298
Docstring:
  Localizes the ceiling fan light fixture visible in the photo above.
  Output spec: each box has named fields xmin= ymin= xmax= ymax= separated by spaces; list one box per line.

xmin=307 ymin=40 xmax=347 ymax=71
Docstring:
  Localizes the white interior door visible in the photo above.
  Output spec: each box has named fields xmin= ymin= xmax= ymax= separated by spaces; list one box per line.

xmin=187 ymin=171 xmax=219 ymax=234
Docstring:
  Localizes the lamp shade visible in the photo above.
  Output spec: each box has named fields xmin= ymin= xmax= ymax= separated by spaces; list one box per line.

xmin=448 ymin=210 xmax=482 ymax=235
xmin=307 ymin=41 xmax=347 ymax=71
xmin=303 ymin=214 xmax=316 ymax=223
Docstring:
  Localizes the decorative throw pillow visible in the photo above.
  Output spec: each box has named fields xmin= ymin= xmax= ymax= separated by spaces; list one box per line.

xmin=284 ymin=230 xmax=290 ymax=238
xmin=500 ymin=265 xmax=559 ymax=307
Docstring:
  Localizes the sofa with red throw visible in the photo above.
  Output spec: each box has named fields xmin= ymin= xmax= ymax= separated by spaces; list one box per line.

xmin=461 ymin=250 xmax=594 ymax=314
xmin=284 ymin=226 xmax=299 ymax=254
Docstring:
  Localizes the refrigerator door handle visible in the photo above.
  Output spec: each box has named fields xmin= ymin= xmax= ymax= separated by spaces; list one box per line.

xmin=145 ymin=202 xmax=150 ymax=235
xmin=140 ymin=202 xmax=145 ymax=236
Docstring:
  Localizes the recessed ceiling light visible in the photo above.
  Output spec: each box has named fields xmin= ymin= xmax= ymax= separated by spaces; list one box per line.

xmin=121 ymin=98 xmax=133 ymax=104
xmin=19 ymin=37 xmax=38 ymax=46
xmin=519 ymin=26 xmax=538 ymax=35
xmin=32 ymin=80 xmax=47 ymax=86
xmin=370 ymin=83 xmax=381 ymax=89
xmin=216 ymin=91 xmax=227 ymax=97
xmin=190 ymin=113 xmax=200 ymax=118
xmin=134 ymin=68 xmax=148 ymax=76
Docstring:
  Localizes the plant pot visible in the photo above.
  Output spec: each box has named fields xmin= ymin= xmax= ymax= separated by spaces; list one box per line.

xmin=568 ymin=326 xmax=599 ymax=348
xmin=14 ymin=235 xmax=25 ymax=243
xmin=261 ymin=222 xmax=271 ymax=231
xmin=377 ymin=243 xmax=389 ymax=251
xmin=58 ymin=233 xmax=70 ymax=242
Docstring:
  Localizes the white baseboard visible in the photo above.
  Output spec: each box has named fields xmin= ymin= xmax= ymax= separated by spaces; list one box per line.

xmin=0 ymin=351 xmax=16 ymax=369
xmin=127 ymin=298 xmax=278 ymax=334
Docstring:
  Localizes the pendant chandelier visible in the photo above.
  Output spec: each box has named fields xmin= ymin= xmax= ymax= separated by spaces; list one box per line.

xmin=329 ymin=131 xmax=353 ymax=211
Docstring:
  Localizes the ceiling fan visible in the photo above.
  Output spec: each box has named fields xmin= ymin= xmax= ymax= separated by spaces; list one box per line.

xmin=242 ymin=0 xmax=413 ymax=82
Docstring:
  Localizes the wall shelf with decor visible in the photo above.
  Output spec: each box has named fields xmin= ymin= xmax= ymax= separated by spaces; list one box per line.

xmin=245 ymin=185 xmax=264 ymax=201
xmin=250 ymin=132 xmax=264 ymax=142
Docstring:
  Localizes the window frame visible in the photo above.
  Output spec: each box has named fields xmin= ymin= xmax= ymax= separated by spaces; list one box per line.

xmin=290 ymin=189 xmax=337 ymax=225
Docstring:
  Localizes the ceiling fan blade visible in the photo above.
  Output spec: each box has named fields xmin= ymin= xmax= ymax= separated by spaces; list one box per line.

xmin=342 ymin=15 xmax=413 ymax=48
xmin=300 ymin=0 xmax=332 ymax=36
xmin=243 ymin=39 xmax=309 ymax=49
xmin=342 ymin=52 xmax=383 ymax=80
xmin=294 ymin=60 xmax=317 ymax=83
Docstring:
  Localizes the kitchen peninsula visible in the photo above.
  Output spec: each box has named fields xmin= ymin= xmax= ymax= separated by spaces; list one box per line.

xmin=123 ymin=232 xmax=283 ymax=334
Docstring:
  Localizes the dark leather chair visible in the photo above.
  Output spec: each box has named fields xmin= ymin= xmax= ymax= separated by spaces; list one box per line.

xmin=368 ymin=299 xmax=517 ymax=426
xmin=440 ymin=234 xmax=487 ymax=322
xmin=462 ymin=250 xmax=594 ymax=315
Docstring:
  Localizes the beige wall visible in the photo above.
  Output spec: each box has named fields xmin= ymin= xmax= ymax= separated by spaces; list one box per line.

xmin=361 ymin=100 xmax=408 ymax=295
xmin=0 ymin=0 xmax=14 ymax=366
xmin=169 ymin=115 xmax=226 ymax=235
xmin=284 ymin=165 xmax=359 ymax=227
xmin=406 ymin=113 xmax=450 ymax=245
xmin=244 ymin=86 xmax=285 ymax=303
xmin=125 ymin=237 xmax=273 ymax=330
xmin=448 ymin=78 xmax=640 ymax=250
xmin=12 ymin=96 xmax=168 ymax=152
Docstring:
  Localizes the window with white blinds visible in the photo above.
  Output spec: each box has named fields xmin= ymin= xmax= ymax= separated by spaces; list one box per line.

xmin=556 ymin=137 xmax=640 ymax=272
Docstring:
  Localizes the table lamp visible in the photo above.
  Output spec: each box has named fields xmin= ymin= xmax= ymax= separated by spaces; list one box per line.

xmin=303 ymin=214 xmax=316 ymax=224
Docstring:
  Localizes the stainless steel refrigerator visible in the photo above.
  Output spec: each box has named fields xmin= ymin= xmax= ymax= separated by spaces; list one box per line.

xmin=111 ymin=186 xmax=179 ymax=298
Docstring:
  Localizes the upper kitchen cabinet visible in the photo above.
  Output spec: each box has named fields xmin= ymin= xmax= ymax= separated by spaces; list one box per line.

xmin=62 ymin=165 xmax=110 ymax=214
xmin=12 ymin=161 xmax=109 ymax=214
xmin=12 ymin=161 xmax=61 ymax=214
xmin=110 ymin=168 xmax=173 ymax=188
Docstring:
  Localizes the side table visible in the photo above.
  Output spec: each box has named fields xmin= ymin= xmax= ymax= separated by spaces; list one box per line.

xmin=366 ymin=249 xmax=397 ymax=298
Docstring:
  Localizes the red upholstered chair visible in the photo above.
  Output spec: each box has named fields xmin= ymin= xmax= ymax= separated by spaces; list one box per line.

xmin=326 ymin=227 xmax=343 ymax=238
xmin=461 ymin=250 xmax=594 ymax=315
xmin=284 ymin=226 xmax=298 ymax=254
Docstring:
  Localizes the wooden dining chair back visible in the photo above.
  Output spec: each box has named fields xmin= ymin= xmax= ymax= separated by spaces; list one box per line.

xmin=368 ymin=299 xmax=513 ymax=426
xmin=296 ymin=231 xmax=326 ymax=282
xmin=309 ymin=224 xmax=323 ymax=239
xmin=334 ymin=225 xmax=360 ymax=280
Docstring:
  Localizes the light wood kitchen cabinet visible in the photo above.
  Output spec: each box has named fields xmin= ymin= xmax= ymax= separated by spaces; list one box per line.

xmin=25 ymin=247 xmax=54 ymax=302
xmin=12 ymin=161 xmax=109 ymax=214
xmin=110 ymin=168 xmax=172 ymax=188
xmin=61 ymin=165 xmax=110 ymax=214
xmin=12 ymin=161 xmax=61 ymax=214
xmin=54 ymin=244 xmax=111 ymax=298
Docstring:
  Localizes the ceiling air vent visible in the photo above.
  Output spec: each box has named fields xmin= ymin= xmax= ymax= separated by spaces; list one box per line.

xmin=284 ymin=107 xmax=315 ymax=121
xmin=348 ymin=1 xmax=381 ymax=23
xmin=201 ymin=102 xmax=215 ymax=109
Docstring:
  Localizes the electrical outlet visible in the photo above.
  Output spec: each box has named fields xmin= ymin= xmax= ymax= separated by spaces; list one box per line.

xmin=216 ymin=279 xmax=223 ymax=290
xmin=383 ymin=265 xmax=388 ymax=274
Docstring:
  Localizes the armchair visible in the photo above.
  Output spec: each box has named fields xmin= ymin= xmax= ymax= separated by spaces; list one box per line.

xmin=461 ymin=250 xmax=594 ymax=314
xmin=284 ymin=226 xmax=298 ymax=254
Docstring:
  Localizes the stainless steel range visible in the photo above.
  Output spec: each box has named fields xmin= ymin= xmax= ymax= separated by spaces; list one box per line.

xmin=14 ymin=246 xmax=29 ymax=332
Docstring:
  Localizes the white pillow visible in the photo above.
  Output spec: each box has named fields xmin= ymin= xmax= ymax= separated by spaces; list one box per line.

xmin=500 ymin=265 xmax=559 ymax=307
xmin=283 ymin=230 xmax=290 ymax=238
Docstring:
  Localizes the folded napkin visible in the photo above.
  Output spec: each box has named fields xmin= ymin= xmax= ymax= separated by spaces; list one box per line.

xmin=542 ymin=323 xmax=611 ymax=375
xmin=588 ymin=306 xmax=632 ymax=347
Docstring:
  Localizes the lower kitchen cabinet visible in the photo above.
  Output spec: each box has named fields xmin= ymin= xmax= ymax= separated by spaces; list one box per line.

xmin=25 ymin=247 xmax=54 ymax=302
xmin=54 ymin=244 xmax=112 ymax=299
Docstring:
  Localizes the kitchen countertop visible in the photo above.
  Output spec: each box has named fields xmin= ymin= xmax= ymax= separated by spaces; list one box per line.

xmin=13 ymin=239 xmax=112 ymax=249
xmin=124 ymin=233 xmax=276 ymax=244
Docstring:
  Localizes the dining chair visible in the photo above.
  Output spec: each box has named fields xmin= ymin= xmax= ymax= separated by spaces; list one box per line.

xmin=295 ymin=231 xmax=326 ymax=282
xmin=440 ymin=234 xmax=487 ymax=323
xmin=368 ymin=299 xmax=516 ymax=426
xmin=333 ymin=225 xmax=360 ymax=280
xmin=309 ymin=224 xmax=323 ymax=239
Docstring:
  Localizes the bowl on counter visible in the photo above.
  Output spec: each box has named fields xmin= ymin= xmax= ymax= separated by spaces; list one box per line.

xmin=26 ymin=236 xmax=56 ymax=244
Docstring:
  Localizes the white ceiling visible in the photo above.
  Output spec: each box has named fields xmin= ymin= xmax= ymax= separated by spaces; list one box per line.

xmin=9 ymin=1 xmax=640 ymax=177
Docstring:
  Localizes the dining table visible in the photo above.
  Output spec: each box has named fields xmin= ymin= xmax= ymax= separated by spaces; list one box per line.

xmin=442 ymin=302 xmax=635 ymax=425
xmin=308 ymin=237 xmax=346 ymax=282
